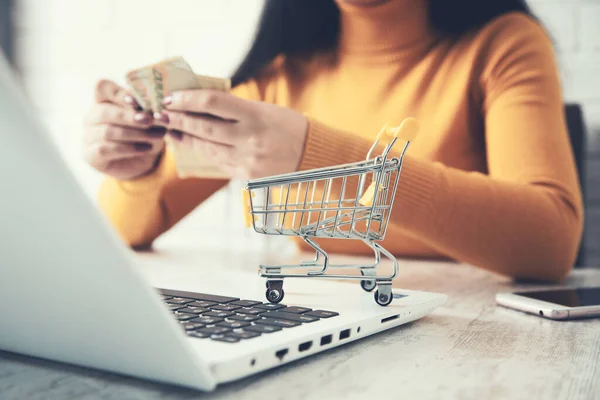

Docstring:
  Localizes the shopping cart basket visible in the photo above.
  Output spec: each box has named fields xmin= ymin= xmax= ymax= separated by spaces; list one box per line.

xmin=241 ymin=117 xmax=419 ymax=306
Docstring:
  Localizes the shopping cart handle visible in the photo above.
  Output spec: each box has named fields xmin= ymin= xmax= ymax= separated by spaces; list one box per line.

xmin=385 ymin=117 xmax=419 ymax=142
xmin=374 ymin=124 xmax=390 ymax=143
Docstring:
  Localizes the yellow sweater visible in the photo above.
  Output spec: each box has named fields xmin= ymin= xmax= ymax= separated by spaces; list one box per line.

xmin=98 ymin=1 xmax=583 ymax=281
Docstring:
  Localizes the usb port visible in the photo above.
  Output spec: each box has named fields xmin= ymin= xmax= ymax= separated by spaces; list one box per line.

xmin=339 ymin=329 xmax=350 ymax=340
xmin=298 ymin=341 xmax=313 ymax=352
xmin=320 ymin=334 xmax=332 ymax=346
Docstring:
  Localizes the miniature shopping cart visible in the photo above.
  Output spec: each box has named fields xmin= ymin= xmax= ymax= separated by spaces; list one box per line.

xmin=241 ymin=117 xmax=419 ymax=306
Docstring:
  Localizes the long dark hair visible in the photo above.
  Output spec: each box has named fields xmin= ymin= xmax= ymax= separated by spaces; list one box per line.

xmin=231 ymin=0 xmax=534 ymax=86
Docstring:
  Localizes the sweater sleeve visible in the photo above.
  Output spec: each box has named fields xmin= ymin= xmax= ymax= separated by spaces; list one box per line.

xmin=297 ymin=16 xmax=584 ymax=281
xmin=97 ymin=81 xmax=262 ymax=248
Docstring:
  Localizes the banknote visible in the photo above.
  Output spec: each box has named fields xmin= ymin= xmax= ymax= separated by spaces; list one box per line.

xmin=125 ymin=66 xmax=155 ymax=111
xmin=125 ymin=56 xmax=231 ymax=112
xmin=164 ymin=137 xmax=230 ymax=179
xmin=125 ymin=57 xmax=231 ymax=179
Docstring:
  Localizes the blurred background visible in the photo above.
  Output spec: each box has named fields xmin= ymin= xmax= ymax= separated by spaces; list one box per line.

xmin=1 ymin=0 xmax=599 ymax=264
xmin=3 ymin=0 xmax=294 ymax=257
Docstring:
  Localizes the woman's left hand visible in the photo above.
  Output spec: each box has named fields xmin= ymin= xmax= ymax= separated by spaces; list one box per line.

xmin=155 ymin=90 xmax=308 ymax=179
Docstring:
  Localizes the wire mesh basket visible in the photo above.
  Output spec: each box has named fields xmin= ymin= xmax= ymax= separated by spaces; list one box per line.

xmin=242 ymin=118 xmax=419 ymax=306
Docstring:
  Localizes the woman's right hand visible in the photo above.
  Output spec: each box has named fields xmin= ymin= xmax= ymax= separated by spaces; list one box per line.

xmin=84 ymin=80 xmax=166 ymax=180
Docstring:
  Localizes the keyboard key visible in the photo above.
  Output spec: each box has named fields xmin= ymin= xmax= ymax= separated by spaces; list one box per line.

xmin=264 ymin=311 xmax=319 ymax=323
xmin=180 ymin=322 xmax=205 ymax=331
xmin=229 ymin=314 xmax=261 ymax=322
xmin=174 ymin=312 xmax=197 ymax=321
xmin=230 ymin=300 xmax=262 ymax=307
xmin=305 ymin=310 xmax=339 ymax=318
xmin=190 ymin=293 xmax=239 ymax=303
xmin=191 ymin=316 xmax=224 ymax=325
xmin=282 ymin=306 xmax=312 ymax=314
xmin=162 ymin=296 xmax=173 ymax=300
xmin=255 ymin=303 xmax=287 ymax=311
xmin=176 ymin=307 xmax=209 ymax=314
xmin=199 ymin=326 xmax=231 ymax=335
xmin=212 ymin=336 xmax=240 ymax=343
xmin=158 ymin=289 xmax=239 ymax=304
xmin=255 ymin=318 xmax=300 ymax=328
xmin=204 ymin=311 xmax=235 ymax=318
xmin=187 ymin=331 xmax=209 ymax=339
xmin=217 ymin=321 xmax=250 ymax=329
xmin=210 ymin=304 xmax=241 ymax=312
xmin=166 ymin=304 xmax=184 ymax=311
xmin=226 ymin=331 xmax=261 ymax=340
xmin=187 ymin=300 xmax=218 ymax=308
xmin=166 ymin=297 xmax=194 ymax=305
xmin=244 ymin=324 xmax=282 ymax=334
xmin=237 ymin=307 xmax=265 ymax=316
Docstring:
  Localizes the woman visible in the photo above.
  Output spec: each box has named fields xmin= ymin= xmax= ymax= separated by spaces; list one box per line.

xmin=84 ymin=0 xmax=583 ymax=281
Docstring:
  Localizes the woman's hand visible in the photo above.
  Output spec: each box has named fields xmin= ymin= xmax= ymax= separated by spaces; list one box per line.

xmin=155 ymin=90 xmax=308 ymax=179
xmin=84 ymin=80 xmax=166 ymax=180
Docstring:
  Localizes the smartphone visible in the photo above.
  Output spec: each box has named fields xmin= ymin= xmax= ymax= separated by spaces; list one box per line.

xmin=496 ymin=287 xmax=600 ymax=320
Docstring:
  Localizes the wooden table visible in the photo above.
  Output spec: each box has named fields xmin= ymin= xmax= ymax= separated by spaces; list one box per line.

xmin=1 ymin=239 xmax=599 ymax=400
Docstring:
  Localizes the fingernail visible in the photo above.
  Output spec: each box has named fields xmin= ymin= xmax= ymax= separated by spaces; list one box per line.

xmin=148 ymin=127 xmax=167 ymax=138
xmin=153 ymin=112 xmax=169 ymax=124
xmin=162 ymin=96 xmax=172 ymax=106
xmin=124 ymin=94 xmax=135 ymax=105
xmin=135 ymin=143 xmax=152 ymax=151
xmin=134 ymin=112 xmax=151 ymax=124
xmin=168 ymin=130 xmax=183 ymax=141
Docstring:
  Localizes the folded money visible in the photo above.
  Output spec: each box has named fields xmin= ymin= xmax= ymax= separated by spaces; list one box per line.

xmin=125 ymin=56 xmax=231 ymax=179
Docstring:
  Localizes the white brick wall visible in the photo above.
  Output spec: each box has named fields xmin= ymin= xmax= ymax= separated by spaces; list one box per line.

xmin=581 ymin=3 xmax=600 ymax=51
xmin=11 ymin=0 xmax=600 ymax=263
xmin=528 ymin=0 xmax=600 ymax=142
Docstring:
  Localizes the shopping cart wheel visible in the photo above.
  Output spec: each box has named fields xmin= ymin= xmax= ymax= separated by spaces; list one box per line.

xmin=374 ymin=288 xmax=393 ymax=306
xmin=360 ymin=269 xmax=377 ymax=292
xmin=360 ymin=279 xmax=376 ymax=292
xmin=266 ymin=280 xmax=285 ymax=304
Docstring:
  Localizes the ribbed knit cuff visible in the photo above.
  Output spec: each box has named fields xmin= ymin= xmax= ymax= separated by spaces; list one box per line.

xmin=393 ymin=156 xmax=439 ymax=231
xmin=298 ymin=118 xmax=373 ymax=171
xmin=297 ymin=117 xmax=441 ymax=232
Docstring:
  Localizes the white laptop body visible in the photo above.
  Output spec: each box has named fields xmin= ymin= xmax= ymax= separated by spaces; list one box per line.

xmin=0 ymin=53 xmax=446 ymax=391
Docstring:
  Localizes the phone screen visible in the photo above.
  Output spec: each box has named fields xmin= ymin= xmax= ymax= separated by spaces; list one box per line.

xmin=516 ymin=287 xmax=600 ymax=307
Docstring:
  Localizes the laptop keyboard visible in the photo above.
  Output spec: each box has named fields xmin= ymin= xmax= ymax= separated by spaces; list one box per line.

xmin=158 ymin=289 xmax=339 ymax=344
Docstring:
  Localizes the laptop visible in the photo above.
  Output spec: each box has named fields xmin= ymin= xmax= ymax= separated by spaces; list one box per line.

xmin=0 ymin=52 xmax=447 ymax=391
